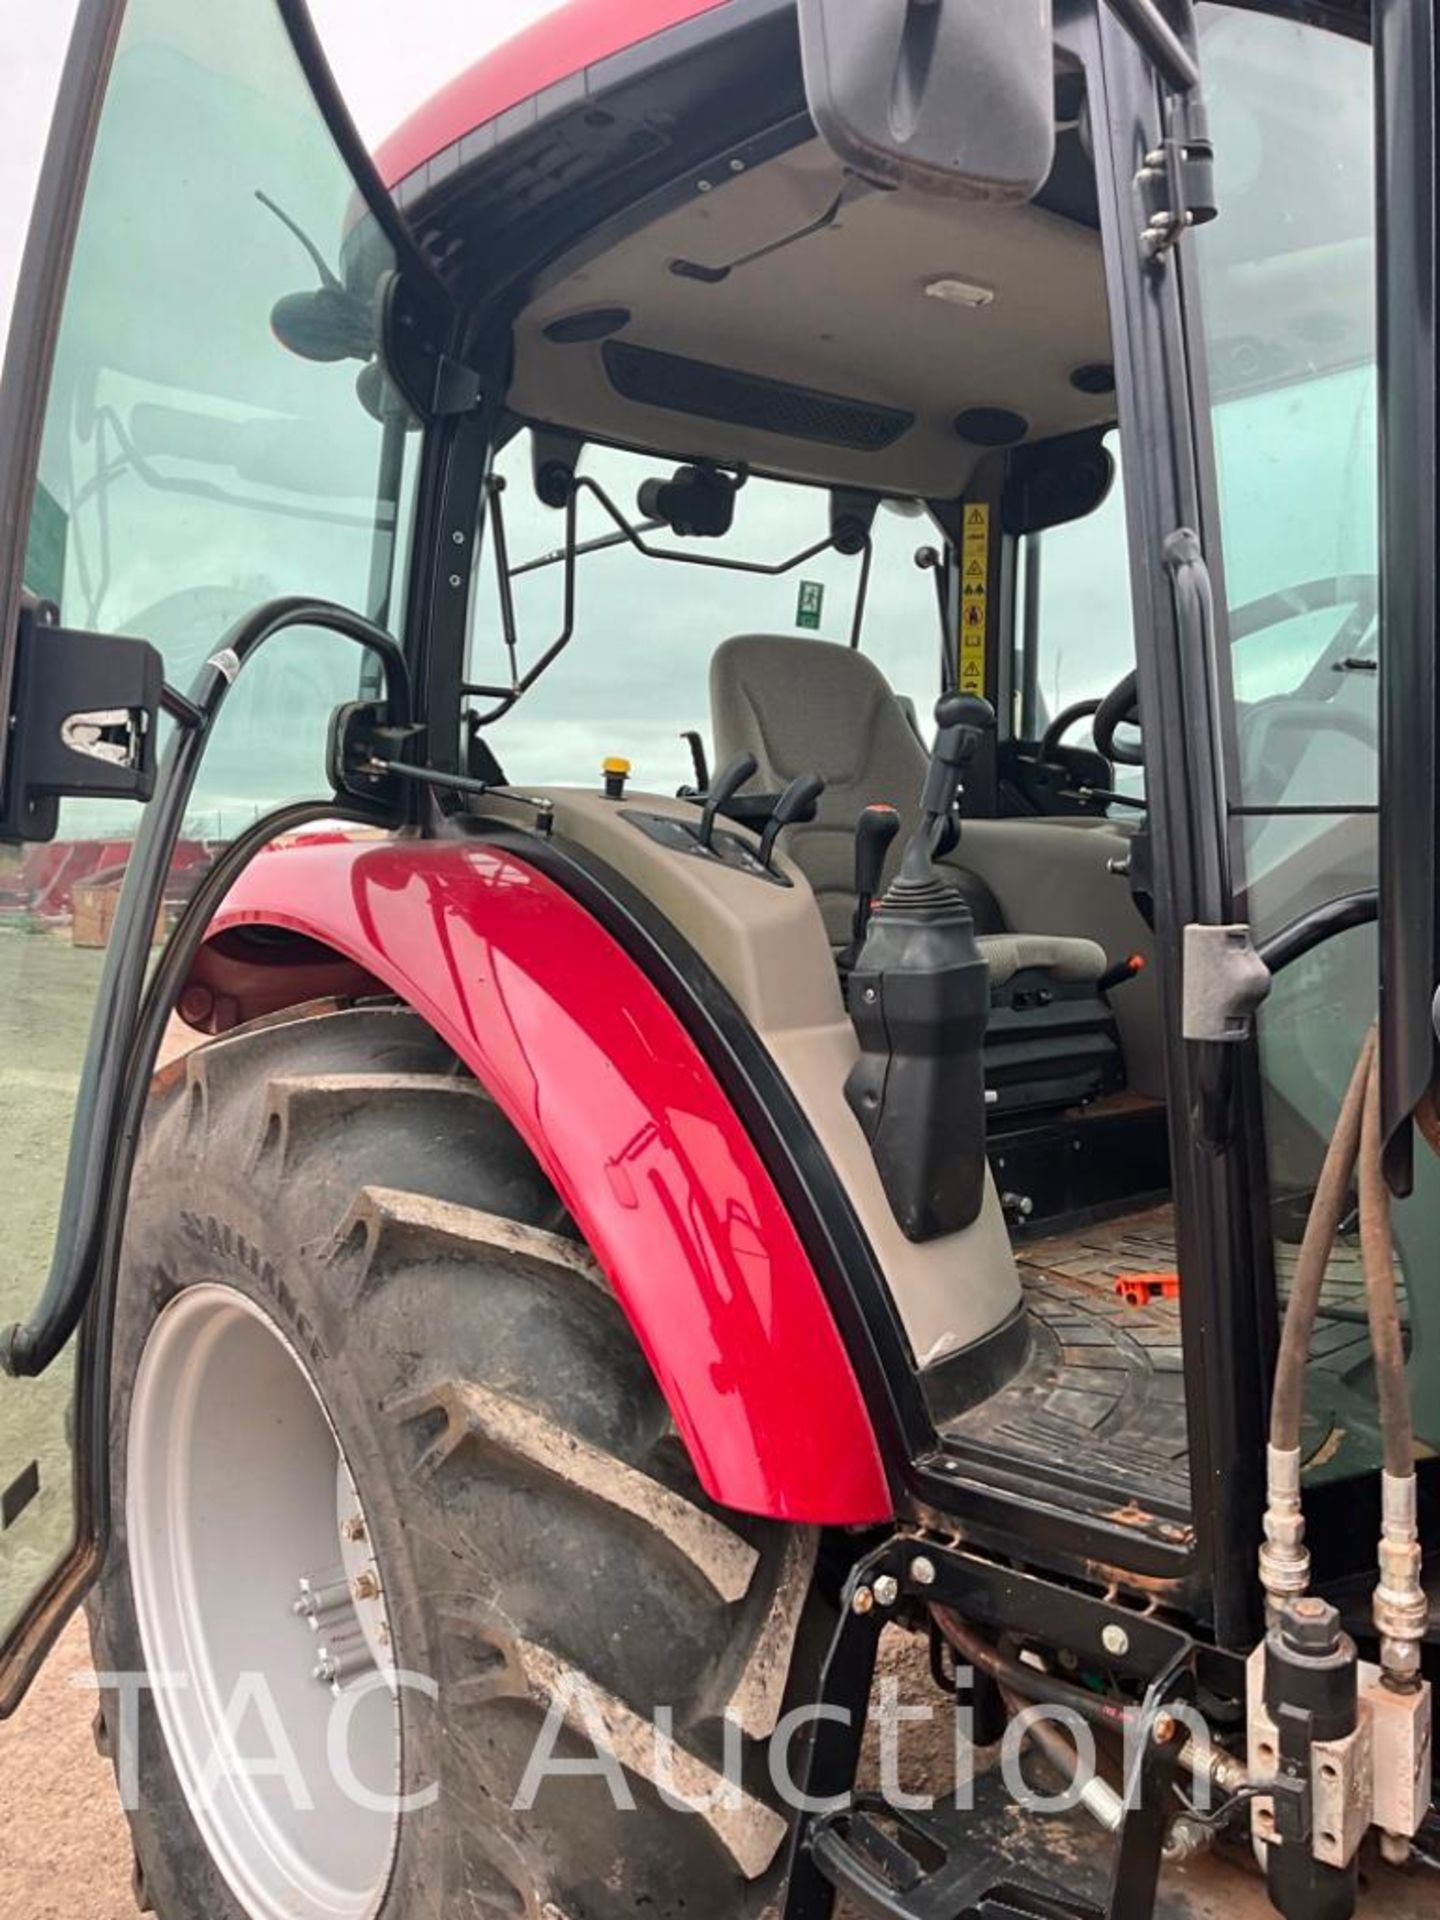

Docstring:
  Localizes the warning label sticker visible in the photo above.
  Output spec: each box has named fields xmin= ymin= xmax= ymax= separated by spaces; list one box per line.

xmin=959 ymin=503 xmax=990 ymax=695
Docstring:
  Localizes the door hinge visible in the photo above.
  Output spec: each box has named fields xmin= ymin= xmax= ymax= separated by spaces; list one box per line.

xmin=1136 ymin=93 xmax=1217 ymax=259
xmin=1183 ymin=922 xmax=1272 ymax=1042
xmin=2 ymin=599 xmax=163 ymax=844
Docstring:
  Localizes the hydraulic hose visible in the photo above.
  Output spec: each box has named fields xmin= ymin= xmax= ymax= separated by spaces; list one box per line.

xmin=1260 ymin=1028 xmax=1374 ymax=1615
xmin=1358 ymin=1057 xmax=1415 ymax=1481
xmin=998 ymin=1682 xmax=1124 ymax=1833
xmin=1358 ymin=1050 xmax=1427 ymax=1688
xmin=934 ymin=1609 xmax=1134 ymax=1732
xmin=1269 ymin=1028 xmax=1375 ymax=1453
xmin=1259 ymin=1021 xmax=1426 ymax=1690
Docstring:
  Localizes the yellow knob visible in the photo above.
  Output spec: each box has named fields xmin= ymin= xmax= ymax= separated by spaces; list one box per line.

xmin=602 ymin=757 xmax=632 ymax=777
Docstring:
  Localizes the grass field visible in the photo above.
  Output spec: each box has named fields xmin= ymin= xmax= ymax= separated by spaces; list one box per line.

xmin=0 ymin=932 xmax=106 ymax=1639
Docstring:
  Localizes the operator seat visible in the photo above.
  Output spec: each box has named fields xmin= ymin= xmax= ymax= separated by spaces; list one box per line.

xmin=709 ymin=635 xmax=1106 ymax=988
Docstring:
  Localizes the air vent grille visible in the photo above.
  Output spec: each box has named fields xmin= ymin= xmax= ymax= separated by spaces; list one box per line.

xmin=602 ymin=342 xmax=914 ymax=452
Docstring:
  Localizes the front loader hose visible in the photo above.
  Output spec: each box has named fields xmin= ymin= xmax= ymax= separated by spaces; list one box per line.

xmin=1269 ymin=1030 xmax=1376 ymax=1454
xmin=1259 ymin=1022 xmax=1427 ymax=1692
xmin=1260 ymin=1028 xmax=1374 ymax=1615
xmin=1358 ymin=1053 xmax=1427 ymax=1688
xmin=1357 ymin=1058 xmax=1415 ymax=1483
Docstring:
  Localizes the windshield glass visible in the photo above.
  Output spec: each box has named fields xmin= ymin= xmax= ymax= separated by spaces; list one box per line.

xmin=1017 ymin=428 xmax=1134 ymax=744
xmin=467 ymin=432 xmax=946 ymax=795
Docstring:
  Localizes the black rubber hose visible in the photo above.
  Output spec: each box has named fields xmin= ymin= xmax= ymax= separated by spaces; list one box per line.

xmin=1270 ymin=1028 xmax=1375 ymax=1452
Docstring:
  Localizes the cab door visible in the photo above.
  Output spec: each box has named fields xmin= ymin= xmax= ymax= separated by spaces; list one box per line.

xmin=0 ymin=0 xmax=440 ymax=1710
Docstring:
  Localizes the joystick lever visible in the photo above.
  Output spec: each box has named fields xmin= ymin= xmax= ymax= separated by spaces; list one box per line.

xmin=698 ymin=751 xmax=757 ymax=851
xmin=920 ymin=693 xmax=996 ymax=842
xmin=847 ymin=804 xmax=902 ymax=961
xmin=759 ymin=773 xmax=825 ymax=870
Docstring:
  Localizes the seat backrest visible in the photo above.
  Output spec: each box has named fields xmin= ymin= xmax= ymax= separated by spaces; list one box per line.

xmin=710 ymin=635 xmax=934 ymax=941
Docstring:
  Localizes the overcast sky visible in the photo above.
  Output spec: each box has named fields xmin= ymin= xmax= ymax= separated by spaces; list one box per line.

xmin=0 ymin=0 xmax=567 ymax=332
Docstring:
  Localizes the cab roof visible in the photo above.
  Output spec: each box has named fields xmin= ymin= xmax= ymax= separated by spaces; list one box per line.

xmin=374 ymin=0 xmax=737 ymax=193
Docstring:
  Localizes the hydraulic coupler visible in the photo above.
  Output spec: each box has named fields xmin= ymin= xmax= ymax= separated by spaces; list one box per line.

xmin=1249 ymin=1597 xmax=1361 ymax=1920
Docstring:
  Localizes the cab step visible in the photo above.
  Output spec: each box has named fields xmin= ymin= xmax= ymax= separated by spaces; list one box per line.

xmin=807 ymin=1796 xmax=1102 ymax=1920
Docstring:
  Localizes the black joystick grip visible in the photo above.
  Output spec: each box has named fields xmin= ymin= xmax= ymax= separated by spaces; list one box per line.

xmin=759 ymin=772 xmax=825 ymax=870
xmin=922 ymin=693 xmax=996 ymax=822
xmin=849 ymin=804 xmax=902 ymax=953
xmin=699 ymin=751 xmax=757 ymax=851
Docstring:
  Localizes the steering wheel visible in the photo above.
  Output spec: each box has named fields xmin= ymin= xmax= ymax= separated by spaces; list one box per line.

xmin=1232 ymin=575 xmax=1379 ymax=803
xmin=1228 ymin=572 xmax=1377 ymax=654
xmin=1039 ymin=677 xmax=1142 ymax=770
xmin=1093 ymin=668 xmax=1143 ymax=766
xmin=1038 ymin=698 xmax=1103 ymax=765
xmin=1043 ymin=574 xmax=1378 ymax=783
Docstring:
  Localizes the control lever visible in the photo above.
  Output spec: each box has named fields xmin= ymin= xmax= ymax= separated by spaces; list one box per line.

xmin=848 ymin=803 xmax=902 ymax=959
xmin=698 ymin=751 xmax=757 ymax=851
xmin=920 ymin=693 xmax=996 ymax=842
xmin=681 ymin=729 xmax=710 ymax=794
xmin=759 ymin=772 xmax=825 ymax=870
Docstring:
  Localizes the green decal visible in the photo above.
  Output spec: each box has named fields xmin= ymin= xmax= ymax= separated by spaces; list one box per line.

xmin=796 ymin=579 xmax=825 ymax=630
xmin=24 ymin=482 xmax=68 ymax=609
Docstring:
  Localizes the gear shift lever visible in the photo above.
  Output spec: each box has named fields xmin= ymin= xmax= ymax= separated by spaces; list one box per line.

xmin=698 ymin=751 xmax=757 ymax=851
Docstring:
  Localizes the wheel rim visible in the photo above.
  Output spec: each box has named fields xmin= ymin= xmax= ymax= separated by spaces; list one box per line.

xmin=127 ymin=1284 xmax=401 ymax=1920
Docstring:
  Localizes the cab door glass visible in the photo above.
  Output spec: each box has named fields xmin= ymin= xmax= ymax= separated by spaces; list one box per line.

xmin=1 ymin=0 xmax=417 ymax=1647
xmin=1193 ymin=9 xmax=1434 ymax=1473
xmin=1194 ymin=4 xmax=1377 ymax=936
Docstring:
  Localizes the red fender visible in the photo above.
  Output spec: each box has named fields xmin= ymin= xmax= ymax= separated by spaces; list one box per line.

xmin=201 ymin=837 xmax=892 ymax=1527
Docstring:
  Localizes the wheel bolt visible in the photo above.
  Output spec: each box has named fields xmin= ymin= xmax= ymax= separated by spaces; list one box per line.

xmin=910 ymin=1556 xmax=937 ymax=1588
xmin=873 ymin=1575 xmax=900 ymax=1608
xmin=852 ymin=1586 xmax=875 ymax=1615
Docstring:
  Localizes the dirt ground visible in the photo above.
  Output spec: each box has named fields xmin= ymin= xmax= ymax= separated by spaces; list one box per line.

xmin=0 ymin=1615 xmax=134 ymax=1919
xmin=0 ymin=1618 xmax=948 ymax=1919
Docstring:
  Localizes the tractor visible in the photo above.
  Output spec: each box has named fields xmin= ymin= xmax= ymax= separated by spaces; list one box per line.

xmin=0 ymin=0 xmax=1436 ymax=1915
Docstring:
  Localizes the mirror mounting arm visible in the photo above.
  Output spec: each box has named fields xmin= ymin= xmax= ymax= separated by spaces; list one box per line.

xmin=1103 ymin=0 xmax=1201 ymax=94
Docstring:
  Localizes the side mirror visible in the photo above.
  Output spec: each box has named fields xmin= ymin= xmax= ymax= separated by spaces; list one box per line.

xmin=797 ymin=0 xmax=1056 ymax=202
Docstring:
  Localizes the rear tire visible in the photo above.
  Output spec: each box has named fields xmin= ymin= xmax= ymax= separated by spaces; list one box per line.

xmin=89 ymin=1003 xmax=821 ymax=1919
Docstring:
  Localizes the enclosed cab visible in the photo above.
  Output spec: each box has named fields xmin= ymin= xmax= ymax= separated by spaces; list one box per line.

xmin=0 ymin=4 xmax=1434 ymax=1920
